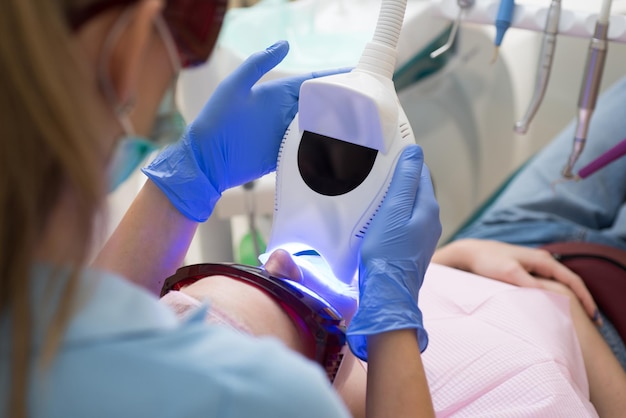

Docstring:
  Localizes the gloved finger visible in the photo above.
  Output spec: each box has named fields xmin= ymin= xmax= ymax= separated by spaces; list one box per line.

xmin=253 ymin=66 xmax=353 ymax=125
xmin=289 ymin=66 xmax=353 ymax=84
xmin=412 ymin=164 xmax=440 ymax=219
xmin=311 ymin=67 xmax=353 ymax=79
xmin=382 ymin=145 xmax=424 ymax=221
xmin=230 ymin=40 xmax=290 ymax=91
xmin=412 ymin=163 xmax=442 ymax=239
xmin=413 ymin=163 xmax=436 ymax=208
xmin=272 ymin=67 xmax=353 ymax=95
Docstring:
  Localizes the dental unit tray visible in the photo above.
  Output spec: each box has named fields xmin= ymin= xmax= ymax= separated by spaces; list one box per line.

xmin=262 ymin=0 xmax=416 ymax=285
xmin=431 ymin=0 xmax=626 ymax=43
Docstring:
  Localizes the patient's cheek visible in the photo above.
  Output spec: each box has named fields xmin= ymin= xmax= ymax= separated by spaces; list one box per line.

xmin=160 ymin=290 xmax=254 ymax=335
xmin=160 ymin=291 xmax=202 ymax=317
xmin=167 ymin=276 xmax=311 ymax=354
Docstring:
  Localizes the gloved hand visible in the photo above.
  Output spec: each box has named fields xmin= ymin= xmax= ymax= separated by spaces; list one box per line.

xmin=142 ymin=40 xmax=348 ymax=222
xmin=347 ymin=144 xmax=442 ymax=361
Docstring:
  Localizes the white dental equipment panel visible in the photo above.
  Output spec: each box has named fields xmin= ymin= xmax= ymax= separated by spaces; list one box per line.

xmin=433 ymin=0 xmax=626 ymax=43
xmin=156 ymin=0 xmax=626 ymax=264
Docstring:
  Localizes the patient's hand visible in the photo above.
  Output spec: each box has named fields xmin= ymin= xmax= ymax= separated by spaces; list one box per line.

xmin=433 ymin=239 xmax=599 ymax=323
xmin=263 ymin=249 xmax=358 ymax=324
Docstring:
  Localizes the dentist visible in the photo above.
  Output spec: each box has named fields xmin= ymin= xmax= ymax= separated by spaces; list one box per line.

xmin=0 ymin=0 xmax=440 ymax=417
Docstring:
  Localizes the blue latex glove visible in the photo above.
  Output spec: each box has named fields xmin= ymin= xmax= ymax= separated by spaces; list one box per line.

xmin=143 ymin=40 xmax=348 ymax=222
xmin=347 ymin=145 xmax=442 ymax=361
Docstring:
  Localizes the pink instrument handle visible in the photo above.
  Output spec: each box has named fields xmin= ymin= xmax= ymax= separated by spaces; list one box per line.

xmin=578 ymin=137 xmax=626 ymax=179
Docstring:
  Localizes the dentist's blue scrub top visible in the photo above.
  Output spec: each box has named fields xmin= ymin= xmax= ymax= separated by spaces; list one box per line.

xmin=0 ymin=265 xmax=350 ymax=418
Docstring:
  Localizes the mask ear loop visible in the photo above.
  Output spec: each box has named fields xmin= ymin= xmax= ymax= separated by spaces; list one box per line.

xmin=97 ymin=8 xmax=182 ymax=149
xmin=97 ymin=8 xmax=137 ymax=137
xmin=153 ymin=14 xmax=182 ymax=76
xmin=152 ymin=14 xmax=183 ymax=146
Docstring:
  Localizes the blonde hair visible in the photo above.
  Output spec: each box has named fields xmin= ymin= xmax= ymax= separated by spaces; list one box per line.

xmin=0 ymin=1 xmax=110 ymax=416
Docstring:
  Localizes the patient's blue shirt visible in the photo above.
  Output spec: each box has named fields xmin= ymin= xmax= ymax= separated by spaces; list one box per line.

xmin=0 ymin=264 xmax=350 ymax=418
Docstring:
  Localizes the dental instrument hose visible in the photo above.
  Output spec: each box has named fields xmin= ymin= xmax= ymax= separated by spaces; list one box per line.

xmin=562 ymin=0 xmax=612 ymax=178
xmin=357 ymin=0 xmax=406 ymax=80
xmin=514 ymin=0 xmax=560 ymax=134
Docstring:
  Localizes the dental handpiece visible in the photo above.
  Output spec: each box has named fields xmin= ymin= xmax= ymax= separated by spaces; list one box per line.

xmin=514 ymin=0 xmax=560 ymax=134
xmin=492 ymin=0 xmax=515 ymax=63
xmin=430 ymin=0 xmax=475 ymax=59
xmin=562 ymin=21 xmax=609 ymax=178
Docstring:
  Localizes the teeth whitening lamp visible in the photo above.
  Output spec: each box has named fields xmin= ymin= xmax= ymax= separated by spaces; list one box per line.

xmin=261 ymin=0 xmax=415 ymax=285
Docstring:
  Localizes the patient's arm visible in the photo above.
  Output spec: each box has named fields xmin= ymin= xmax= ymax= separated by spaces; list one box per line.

xmin=538 ymin=279 xmax=626 ymax=418
xmin=434 ymin=239 xmax=626 ymax=415
xmin=433 ymin=238 xmax=598 ymax=321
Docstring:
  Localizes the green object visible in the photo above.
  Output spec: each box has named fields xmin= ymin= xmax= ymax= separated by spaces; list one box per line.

xmin=237 ymin=231 xmax=267 ymax=266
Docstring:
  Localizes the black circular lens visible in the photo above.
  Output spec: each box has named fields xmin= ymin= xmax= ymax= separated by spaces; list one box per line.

xmin=298 ymin=131 xmax=378 ymax=196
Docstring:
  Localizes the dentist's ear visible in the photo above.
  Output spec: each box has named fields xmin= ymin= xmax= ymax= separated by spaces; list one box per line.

xmin=107 ymin=0 xmax=164 ymax=106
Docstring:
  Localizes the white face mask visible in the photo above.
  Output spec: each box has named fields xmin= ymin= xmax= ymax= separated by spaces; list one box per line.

xmin=107 ymin=84 xmax=186 ymax=191
xmin=99 ymin=9 xmax=184 ymax=192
